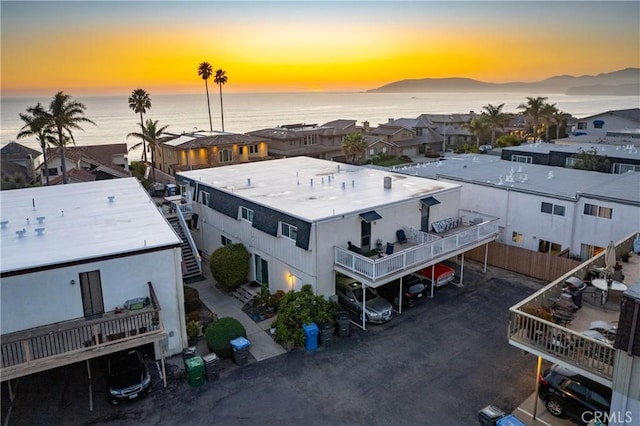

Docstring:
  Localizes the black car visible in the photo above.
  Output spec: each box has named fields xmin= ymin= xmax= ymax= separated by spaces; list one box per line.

xmin=377 ymin=275 xmax=427 ymax=308
xmin=106 ymin=349 xmax=152 ymax=405
xmin=538 ymin=364 xmax=611 ymax=424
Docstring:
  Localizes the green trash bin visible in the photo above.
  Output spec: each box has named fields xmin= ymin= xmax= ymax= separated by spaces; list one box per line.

xmin=185 ymin=356 xmax=205 ymax=387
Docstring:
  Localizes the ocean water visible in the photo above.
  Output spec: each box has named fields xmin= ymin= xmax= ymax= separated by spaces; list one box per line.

xmin=2 ymin=91 xmax=638 ymax=161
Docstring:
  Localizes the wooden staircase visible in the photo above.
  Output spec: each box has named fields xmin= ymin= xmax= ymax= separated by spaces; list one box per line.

xmin=167 ymin=216 xmax=201 ymax=280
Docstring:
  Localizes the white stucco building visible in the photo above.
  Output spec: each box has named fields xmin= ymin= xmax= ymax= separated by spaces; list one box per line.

xmin=0 ymin=178 xmax=186 ymax=382
xmin=177 ymin=157 xmax=498 ymax=299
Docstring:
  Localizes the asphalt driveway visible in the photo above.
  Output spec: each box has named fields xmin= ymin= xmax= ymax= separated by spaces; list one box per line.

xmin=2 ymin=261 xmax=545 ymax=426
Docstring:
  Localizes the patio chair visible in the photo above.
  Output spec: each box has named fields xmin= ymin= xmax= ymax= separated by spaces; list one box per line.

xmin=396 ymin=229 xmax=407 ymax=244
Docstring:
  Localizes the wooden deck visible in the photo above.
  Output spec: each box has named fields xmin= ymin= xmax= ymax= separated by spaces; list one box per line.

xmin=1 ymin=282 xmax=167 ymax=382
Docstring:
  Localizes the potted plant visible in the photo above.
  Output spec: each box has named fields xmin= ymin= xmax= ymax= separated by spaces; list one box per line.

xmin=187 ymin=320 xmax=200 ymax=346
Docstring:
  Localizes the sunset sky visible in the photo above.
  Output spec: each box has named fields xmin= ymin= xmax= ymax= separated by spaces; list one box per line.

xmin=2 ymin=1 xmax=639 ymax=96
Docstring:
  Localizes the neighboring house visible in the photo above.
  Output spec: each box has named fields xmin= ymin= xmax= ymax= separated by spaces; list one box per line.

xmin=573 ymin=108 xmax=640 ymax=137
xmin=37 ymin=143 xmax=131 ymax=185
xmin=390 ymin=153 xmax=640 ymax=260
xmin=368 ymin=123 xmax=423 ymax=159
xmin=0 ymin=178 xmax=187 ymax=383
xmin=247 ymin=121 xmax=357 ymax=161
xmin=419 ymin=113 xmax=477 ymax=150
xmin=501 ymin=142 xmax=640 ymax=173
xmin=0 ymin=142 xmax=41 ymax=183
xmin=154 ymin=131 xmax=269 ymax=175
xmin=176 ymin=157 xmax=498 ymax=304
xmin=385 ymin=117 xmax=446 ymax=153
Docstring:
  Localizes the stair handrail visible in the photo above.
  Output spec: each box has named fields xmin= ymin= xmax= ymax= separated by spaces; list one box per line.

xmin=175 ymin=205 xmax=202 ymax=276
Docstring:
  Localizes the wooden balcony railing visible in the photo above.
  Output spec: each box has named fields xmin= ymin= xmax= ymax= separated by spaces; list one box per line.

xmin=1 ymin=282 xmax=165 ymax=381
xmin=334 ymin=210 xmax=498 ymax=283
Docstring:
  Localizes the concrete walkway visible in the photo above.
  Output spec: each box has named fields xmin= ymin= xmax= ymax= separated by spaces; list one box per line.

xmin=185 ymin=264 xmax=287 ymax=362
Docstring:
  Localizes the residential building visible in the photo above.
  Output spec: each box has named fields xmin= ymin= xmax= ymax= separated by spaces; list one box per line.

xmin=247 ymin=121 xmax=355 ymax=161
xmin=176 ymin=157 xmax=498 ymax=306
xmin=367 ymin=123 xmax=423 ymax=159
xmin=389 ymin=154 xmax=640 ymax=260
xmin=573 ymin=108 xmax=640 ymax=138
xmin=384 ymin=116 xmax=444 ymax=153
xmin=0 ymin=178 xmax=187 ymax=383
xmin=154 ymin=130 xmax=269 ymax=175
xmin=1 ymin=142 xmax=40 ymax=183
xmin=37 ymin=143 xmax=131 ymax=185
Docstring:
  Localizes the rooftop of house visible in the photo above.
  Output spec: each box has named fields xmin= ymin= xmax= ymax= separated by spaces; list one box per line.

xmin=578 ymin=108 xmax=640 ymax=123
xmin=503 ymin=142 xmax=640 ymax=159
xmin=178 ymin=156 xmax=460 ymax=222
xmin=389 ymin=154 xmax=640 ymax=204
xmin=0 ymin=177 xmax=181 ymax=275
xmin=0 ymin=142 xmax=40 ymax=160
xmin=161 ymin=131 xmax=264 ymax=148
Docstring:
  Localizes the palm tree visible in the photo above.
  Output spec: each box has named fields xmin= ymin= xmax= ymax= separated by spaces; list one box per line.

xmin=128 ymin=88 xmax=152 ymax=162
xmin=480 ymin=104 xmax=510 ymax=146
xmin=17 ymin=103 xmax=56 ymax=185
xmin=464 ymin=117 xmax=489 ymax=147
xmin=214 ymin=69 xmax=228 ymax=132
xmin=540 ymin=103 xmax=559 ymax=142
xmin=551 ymin=110 xmax=570 ymax=140
xmin=198 ymin=62 xmax=213 ymax=132
xmin=517 ymin=96 xmax=548 ymax=142
xmin=43 ymin=92 xmax=96 ymax=184
xmin=342 ymin=132 xmax=367 ymax=164
xmin=127 ymin=119 xmax=169 ymax=183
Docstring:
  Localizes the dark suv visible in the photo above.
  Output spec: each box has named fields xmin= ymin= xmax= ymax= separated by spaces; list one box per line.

xmin=106 ymin=349 xmax=152 ymax=404
xmin=538 ymin=364 xmax=611 ymax=424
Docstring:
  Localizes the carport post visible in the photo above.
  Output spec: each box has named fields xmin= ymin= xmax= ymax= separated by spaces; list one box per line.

xmin=160 ymin=344 xmax=167 ymax=388
xmin=430 ymin=268 xmax=435 ymax=299
xmin=459 ymin=253 xmax=465 ymax=286
xmin=398 ymin=276 xmax=403 ymax=315
xmin=362 ymin=283 xmax=367 ymax=330
xmin=532 ymin=356 xmax=542 ymax=420
xmin=483 ymin=243 xmax=489 ymax=273
xmin=86 ymin=359 xmax=93 ymax=412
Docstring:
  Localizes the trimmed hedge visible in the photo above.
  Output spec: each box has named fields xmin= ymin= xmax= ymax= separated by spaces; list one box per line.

xmin=209 ymin=244 xmax=250 ymax=290
xmin=205 ymin=317 xmax=247 ymax=358
xmin=184 ymin=286 xmax=201 ymax=312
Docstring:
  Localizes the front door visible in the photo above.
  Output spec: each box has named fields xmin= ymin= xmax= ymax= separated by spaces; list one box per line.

xmin=79 ymin=270 xmax=104 ymax=317
xmin=421 ymin=206 xmax=430 ymax=232
xmin=254 ymin=255 xmax=269 ymax=285
xmin=361 ymin=220 xmax=371 ymax=251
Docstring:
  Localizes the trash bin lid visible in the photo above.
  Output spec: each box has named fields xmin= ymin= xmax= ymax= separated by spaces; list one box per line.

xmin=184 ymin=356 xmax=204 ymax=369
xmin=478 ymin=405 xmax=505 ymax=420
xmin=202 ymin=353 xmax=219 ymax=363
xmin=302 ymin=322 xmax=319 ymax=332
xmin=496 ymin=414 xmax=526 ymax=426
xmin=230 ymin=336 xmax=250 ymax=350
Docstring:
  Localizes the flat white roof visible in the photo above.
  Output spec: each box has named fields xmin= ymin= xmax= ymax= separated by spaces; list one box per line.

xmin=0 ymin=178 xmax=181 ymax=275
xmin=178 ymin=157 xmax=460 ymax=222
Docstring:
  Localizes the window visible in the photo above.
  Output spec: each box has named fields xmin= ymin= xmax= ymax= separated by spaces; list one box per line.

xmin=584 ymin=203 xmax=613 ymax=219
xmin=613 ymin=163 xmax=639 ymax=174
xmin=199 ymin=190 xmax=210 ymax=206
xmin=221 ymin=235 xmax=232 ymax=246
xmin=512 ymin=232 xmax=524 ymax=243
xmin=219 ymin=148 xmax=233 ymax=163
xmin=47 ymin=168 xmax=59 ymax=176
xmin=577 ymin=122 xmax=587 ymax=130
xmin=415 ymin=128 xmax=423 ymax=137
xmin=565 ymin=157 xmax=576 ymax=168
xmin=369 ymin=148 xmax=375 ymax=156
xmin=239 ymin=146 xmax=244 ymax=155
xmin=249 ymin=145 xmax=259 ymax=154
xmin=539 ymin=239 xmax=562 ymax=255
xmin=304 ymin=134 xmax=317 ymax=145
xmin=281 ymin=222 xmax=297 ymax=241
xmin=511 ymin=155 xmax=532 ymax=164
xmin=382 ymin=147 xmax=388 ymax=154
xmin=240 ymin=206 xmax=254 ymax=223
xmin=541 ymin=202 xmax=565 ymax=216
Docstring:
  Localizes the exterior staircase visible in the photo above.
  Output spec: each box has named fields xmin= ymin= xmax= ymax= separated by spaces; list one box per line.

xmin=167 ymin=216 xmax=201 ymax=280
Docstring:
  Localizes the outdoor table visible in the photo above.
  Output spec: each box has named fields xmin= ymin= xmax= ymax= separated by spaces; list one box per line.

xmin=591 ymin=278 xmax=628 ymax=305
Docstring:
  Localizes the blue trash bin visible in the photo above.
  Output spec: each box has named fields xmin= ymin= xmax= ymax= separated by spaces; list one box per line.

xmin=230 ymin=336 xmax=251 ymax=366
xmin=496 ymin=415 xmax=526 ymax=426
xmin=302 ymin=323 xmax=319 ymax=351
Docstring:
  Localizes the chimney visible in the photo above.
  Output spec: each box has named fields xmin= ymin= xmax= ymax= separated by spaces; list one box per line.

xmin=363 ymin=121 xmax=370 ymax=133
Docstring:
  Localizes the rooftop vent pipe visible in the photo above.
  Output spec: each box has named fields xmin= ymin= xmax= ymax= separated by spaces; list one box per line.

xmin=108 ymin=195 xmax=116 ymax=203
xmin=36 ymin=216 xmax=45 ymax=224
xmin=384 ymin=176 xmax=392 ymax=189
xmin=1 ymin=221 xmax=8 ymax=228
xmin=16 ymin=229 xmax=26 ymax=238
xmin=35 ymin=228 xmax=45 ymax=236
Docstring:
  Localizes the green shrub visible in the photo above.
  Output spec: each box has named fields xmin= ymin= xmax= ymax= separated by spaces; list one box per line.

xmin=209 ymin=244 xmax=250 ymax=290
xmin=495 ymin=134 xmax=522 ymax=148
xmin=205 ymin=317 xmax=247 ymax=358
xmin=184 ymin=286 xmax=201 ymax=312
xmin=187 ymin=320 xmax=200 ymax=339
xmin=272 ymin=285 xmax=338 ymax=347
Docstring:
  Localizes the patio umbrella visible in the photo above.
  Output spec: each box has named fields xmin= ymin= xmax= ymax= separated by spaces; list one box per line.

xmin=604 ymin=240 xmax=616 ymax=276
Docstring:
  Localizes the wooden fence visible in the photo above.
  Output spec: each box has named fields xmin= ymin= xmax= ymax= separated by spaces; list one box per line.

xmin=465 ymin=242 xmax=581 ymax=282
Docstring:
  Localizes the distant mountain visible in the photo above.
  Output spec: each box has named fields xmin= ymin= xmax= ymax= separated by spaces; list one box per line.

xmin=367 ymin=68 xmax=640 ymax=96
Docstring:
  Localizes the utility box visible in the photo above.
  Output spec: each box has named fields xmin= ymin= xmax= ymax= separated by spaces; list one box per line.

xmin=230 ymin=337 xmax=250 ymax=366
xmin=302 ymin=323 xmax=319 ymax=351
xmin=185 ymin=356 xmax=205 ymax=387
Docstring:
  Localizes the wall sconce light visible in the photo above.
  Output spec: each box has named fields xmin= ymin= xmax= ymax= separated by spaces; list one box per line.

xmin=70 ymin=279 xmax=75 ymax=285
xmin=288 ymin=273 xmax=294 ymax=288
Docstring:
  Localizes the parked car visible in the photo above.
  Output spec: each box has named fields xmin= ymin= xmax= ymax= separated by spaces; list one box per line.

xmin=336 ymin=276 xmax=393 ymax=323
xmin=377 ymin=274 xmax=427 ymax=308
xmin=479 ymin=144 xmax=493 ymax=154
xmin=106 ymin=349 xmax=152 ymax=405
xmin=538 ymin=364 xmax=611 ymax=423
xmin=414 ymin=263 xmax=455 ymax=288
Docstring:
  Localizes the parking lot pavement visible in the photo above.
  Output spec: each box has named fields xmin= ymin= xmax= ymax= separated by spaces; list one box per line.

xmin=2 ymin=261 xmax=550 ymax=426
xmin=514 ymin=392 xmax=578 ymax=426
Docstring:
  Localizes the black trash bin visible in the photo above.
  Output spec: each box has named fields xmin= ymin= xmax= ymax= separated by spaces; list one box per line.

xmin=182 ymin=346 xmax=196 ymax=371
xmin=202 ymin=352 xmax=220 ymax=381
xmin=317 ymin=322 xmax=334 ymax=346
xmin=477 ymin=405 xmax=506 ymax=426
xmin=335 ymin=311 xmax=350 ymax=337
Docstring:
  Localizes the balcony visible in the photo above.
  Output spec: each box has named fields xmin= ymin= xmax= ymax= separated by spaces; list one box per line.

xmin=508 ymin=233 xmax=640 ymax=387
xmin=0 ymin=282 xmax=166 ymax=382
xmin=334 ymin=209 xmax=499 ymax=286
